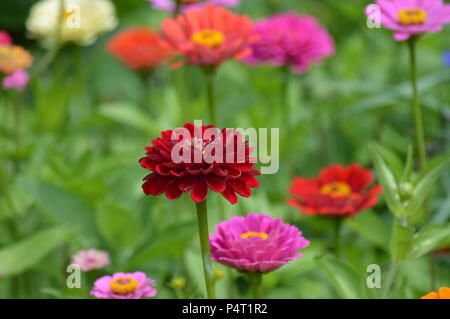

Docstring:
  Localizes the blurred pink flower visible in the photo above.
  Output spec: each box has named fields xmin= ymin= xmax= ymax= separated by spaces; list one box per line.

xmin=210 ymin=213 xmax=310 ymax=273
xmin=2 ymin=69 xmax=30 ymax=91
xmin=245 ymin=13 xmax=335 ymax=74
xmin=147 ymin=0 xmax=238 ymax=12
xmin=91 ymin=272 xmax=157 ymax=299
xmin=366 ymin=0 xmax=450 ymax=41
xmin=0 ymin=30 xmax=12 ymax=45
xmin=71 ymin=248 xmax=110 ymax=272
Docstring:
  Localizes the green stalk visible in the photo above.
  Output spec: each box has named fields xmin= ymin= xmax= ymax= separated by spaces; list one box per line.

xmin=248 ymin=273 xmax=263 ymax=299
xmin=333 ymin=218 xmax=343 ymax=259
xmin=381 ymin=261 xmax=399 ymax=299
xmin=174 ymin=0 xmax=182 ymax=17
xmin=195 ymin=200 xmax=216 ymax=299
xmin=204 ymin=69 xmax=217 ymax=125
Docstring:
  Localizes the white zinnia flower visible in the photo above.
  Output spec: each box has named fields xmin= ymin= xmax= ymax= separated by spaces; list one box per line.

xmin=26 ymin=0 xmax=118 ymax=47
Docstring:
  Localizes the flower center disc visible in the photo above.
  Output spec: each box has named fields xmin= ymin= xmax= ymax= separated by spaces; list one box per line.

xmin=398 ymin=8 xmax=427 ymax=25
xmin=191 ymin=29 xmax=225 ymax=48
xmin=109 ymin=277 xmax=139 ymax=295
xmin=241 ymin=232 xmax=268 ymax=240
xmin=320 ymin=182 xmax=351 ymax=197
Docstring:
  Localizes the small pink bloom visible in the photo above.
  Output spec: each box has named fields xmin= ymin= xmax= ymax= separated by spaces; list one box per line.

xmin=2 ymin=70 xmax=30 ymax=91
xmin=245 ymin=13 xmax=335 ymax=74
xmin=365 ymin=0 xmax=450 ymax=41
xmin=0 ymin=30 xmax=12 ymax=45
xmin=147 ymin=0 xmax=238 ymax=12
xmin=91 ymin=272 xmax=157 ymax=299
xmin=210 ymin=213 xmax=310 ymax=273
xmin=71 ymin=248 xmax=110 ymax=272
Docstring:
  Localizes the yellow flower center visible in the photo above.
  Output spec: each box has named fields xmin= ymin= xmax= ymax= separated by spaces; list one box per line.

xmin=62 ymin=9 xmax=74 ymax=20
xmin=109 ymin=277 xmax=139 ymax=295
xmin=240 ymin=232 xmax=268 ymax=240
xmin=398 ymin=8 xmax=427 ymax=26
xmin=191 ymin=30 xmax=225 ymax=48
xmin=320 ymin=182 xmax=352 ymax=197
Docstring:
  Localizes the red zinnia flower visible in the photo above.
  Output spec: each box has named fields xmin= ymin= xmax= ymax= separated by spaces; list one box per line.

xmin=288 ymin=164 xmax=382 ymax=218
xmin=161 ymin=4 xmax=256 ymax=68
xmin=108 ymin=27 xmax=173 ymax=70
xmin=139 ymin=123 xmax=260 ymax=204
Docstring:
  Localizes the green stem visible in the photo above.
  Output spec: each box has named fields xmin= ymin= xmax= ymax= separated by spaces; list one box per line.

xmin=381 ymin=261 xmax=399 ymax=299
xmin=205 ymin=70 xmax=217 ymax=125
xmin=174 ymin=0 xmax=182 ymax=17
xmin=175 ymin=68 xmax=188 ymax=123
xmin=248 ymin=273 xmax=263 ymax=299
xmin=333 ymin=218 xmax=343 ymax=258
xmin=407 ymin=39 xmax=427 ymax=173
xmin=195 ymin=200 xmax=216 ymax=299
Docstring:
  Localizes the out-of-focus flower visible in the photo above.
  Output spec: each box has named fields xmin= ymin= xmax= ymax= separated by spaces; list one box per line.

xmin=147 ymin=0 xmax=238 ymax=12
xmin=288 ymin=164 xmax=382 ymax=218
xmin=139 ymin=122 xmax=260 ymax=204
xmin=246 ymin=13 xmax=335 ymax=74
xmin=26 ymin=0 xmax=118 ymax=48
xmin=0 ymin=30 xmax=12 ymax=45
xmin=421 ymin=287 xmax=450 ymax=299
xmin=108 ymin=27 xmax=173 ymax=70
xmin=0 ymin=45 xmax=33 ymax=74
xmin=161 ymin=4 xmax=255 ymax=68
xmin=365 ymin=0 xmax=450 ymax=41
xmin=91 ymin=272 xmax=157 ymax=299
xmin=2 ymin=70 xmax=30 ymax=91
xmin=72 ymin=248 xmax=110 ymax=272
xmin=210 ymin=213 xmax=310 ymax=273
xmin=443 ymin=51 xmax=450 ymax=67
xmin=170 ymin=277 xmax=186 ymax=289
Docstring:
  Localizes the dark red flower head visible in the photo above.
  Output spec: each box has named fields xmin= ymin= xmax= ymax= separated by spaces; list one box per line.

xmin=288 ymin=164 xmax=382 ymax=218
xmin=139 ymin=123 xmax=260 ymax=204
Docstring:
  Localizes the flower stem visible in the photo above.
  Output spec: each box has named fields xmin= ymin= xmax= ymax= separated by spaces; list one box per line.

xmin=174 ymin=0 xmax=182 ymax=17
xmin=195 ymin=200 xmax=216 ymax=299
xmin=248 ymin=273 xmax=263 ymax=299
xmin=333 ymin=218 xmax=343 ymax=258
xmin=204 ymin=69 xmax=217 ymax=125
xmin=381 ymin=261 xmax=398 ymax=299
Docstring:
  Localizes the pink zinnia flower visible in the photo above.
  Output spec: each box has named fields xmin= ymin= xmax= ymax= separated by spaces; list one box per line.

xmin=0 ymin=30 xmax=12 ymax=45
xmin=210 ymin=213 xmax=310 ymax=273
xmin=91 ymin=272 xmax=157 ymax=299
xmin=245 ymin=13 xmax=335 ymax=74
xmin=2 ymin=69 xmax=30 ymax=91
xmin=366 ymin=0 xmax=450 ymax=41
xmin=71 ymin=248 xmax=110 ymax=272
xmin=147 ymin=0 xmax=238 ymax=12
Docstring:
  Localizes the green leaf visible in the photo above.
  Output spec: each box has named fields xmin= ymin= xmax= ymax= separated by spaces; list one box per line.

xmin=315 ymin=255 xmax=363 ymax=299
xmin=346 ymin=211 xmax=390 ymax=250
xmin=129 ymin=221 xmax=197 ymax=267
xmin=407 ymin=224 xmax=450 ymax=260
xmin=96 ymin=202 xmax=142 ymax=250
xmin=390 ymin=221 xmax=415 ymax=262
xmin=20 ymin=179 xmax=98 ymax=242
xmin=98 ymin=102 xmax=161 ymax=135
xmin=0 ymin=227 xmax=71 ymax=277
xmin=403 ymin=157 xmax=450 ymax=217
xmin=400 ymin=145 xmax=414 ymax=183
xmin=369 ymin=143 xmax=402 ymax=217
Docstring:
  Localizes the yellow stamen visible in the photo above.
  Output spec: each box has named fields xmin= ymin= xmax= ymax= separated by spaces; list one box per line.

xmin=191 ymin=29 xmax=225 ymax=48
xmin=398 ymin=8 xmax=427 ymax=26
xmin=320 ymin=182 xmax=351 ymax=197
xmin=109 ymin=277 xmax=139 ymax=295
xmin=62 ymin=9 xmax=74 ymax=19
xmin=241 ymin=232 xmax=268 ymax=240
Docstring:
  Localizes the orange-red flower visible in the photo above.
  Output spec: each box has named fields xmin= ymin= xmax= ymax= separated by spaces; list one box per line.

xmin=288 ymin=164 xmax=382 ymax=218
xmin=421 ymin=287 xmax=450 ymax=299
xmin=108 ymin=27 xmax=173 ymax=70
xmin=161 ymin=4 xmax=255 ymax=68
xmin=0 ymin=45 xmax=33 ymax=74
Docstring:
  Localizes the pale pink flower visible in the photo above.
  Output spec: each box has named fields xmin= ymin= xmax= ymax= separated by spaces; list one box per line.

xmin=2 ymin=69 xmax=30 ymax=91
xmin=71 ymin=248 xmax=110 ymax=272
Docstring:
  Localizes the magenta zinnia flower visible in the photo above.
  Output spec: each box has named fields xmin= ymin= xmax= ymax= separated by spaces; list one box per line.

xmin=2 ymin=69 xmax=30 ymax=91
xmin=245 ymin=13 xmax=335 ymax=74
xmin=366 ymin=0 xmax=450 ymax=41
xmin=210 ymin=213 xmax=310 ymax=273
xmin=147 ymin=0 xmax=238 ymax=12
xmin=72 ymin=248 xmax=110 ymax=272
xmin=91 ymin=272 xmax=157 ymax=299
xmin=0 ymin=30 xmax=12 ymax=45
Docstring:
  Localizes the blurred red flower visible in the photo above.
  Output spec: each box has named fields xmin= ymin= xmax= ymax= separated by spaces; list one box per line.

xmin=161 ymin=4 xmax=256 ymax=68
xmin=139 ymin=123 xmax=260 ymax=204
xmin=288 ymin=164 xmax=382 ymax=218
xmin=108 ymin=27 xmax=173 ymax=70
